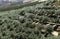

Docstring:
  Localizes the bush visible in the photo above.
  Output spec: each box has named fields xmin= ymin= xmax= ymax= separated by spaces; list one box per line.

xmin=45 ymin=25 xmax=54 ymax=33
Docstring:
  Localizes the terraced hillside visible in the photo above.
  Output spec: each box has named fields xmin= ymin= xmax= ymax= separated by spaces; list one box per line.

xmin=0 ymin=1 xmax=60 ymax=39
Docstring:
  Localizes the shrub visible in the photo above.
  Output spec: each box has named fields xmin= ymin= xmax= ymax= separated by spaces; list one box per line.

xmin=45 ymin=25 xmax=54 ymax=33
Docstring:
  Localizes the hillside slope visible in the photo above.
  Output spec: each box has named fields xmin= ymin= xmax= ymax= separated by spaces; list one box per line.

xmin=0 ymin=1 xmax=45 ymax=11
xmin=0 ymin=1 xmax=60 ymax=39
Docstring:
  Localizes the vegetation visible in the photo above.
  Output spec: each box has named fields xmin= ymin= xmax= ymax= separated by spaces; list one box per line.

xmin=0 ymin=1 xmax=60 ymax=39
xmin=0 ymin=1 xmax=42 ymax=11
